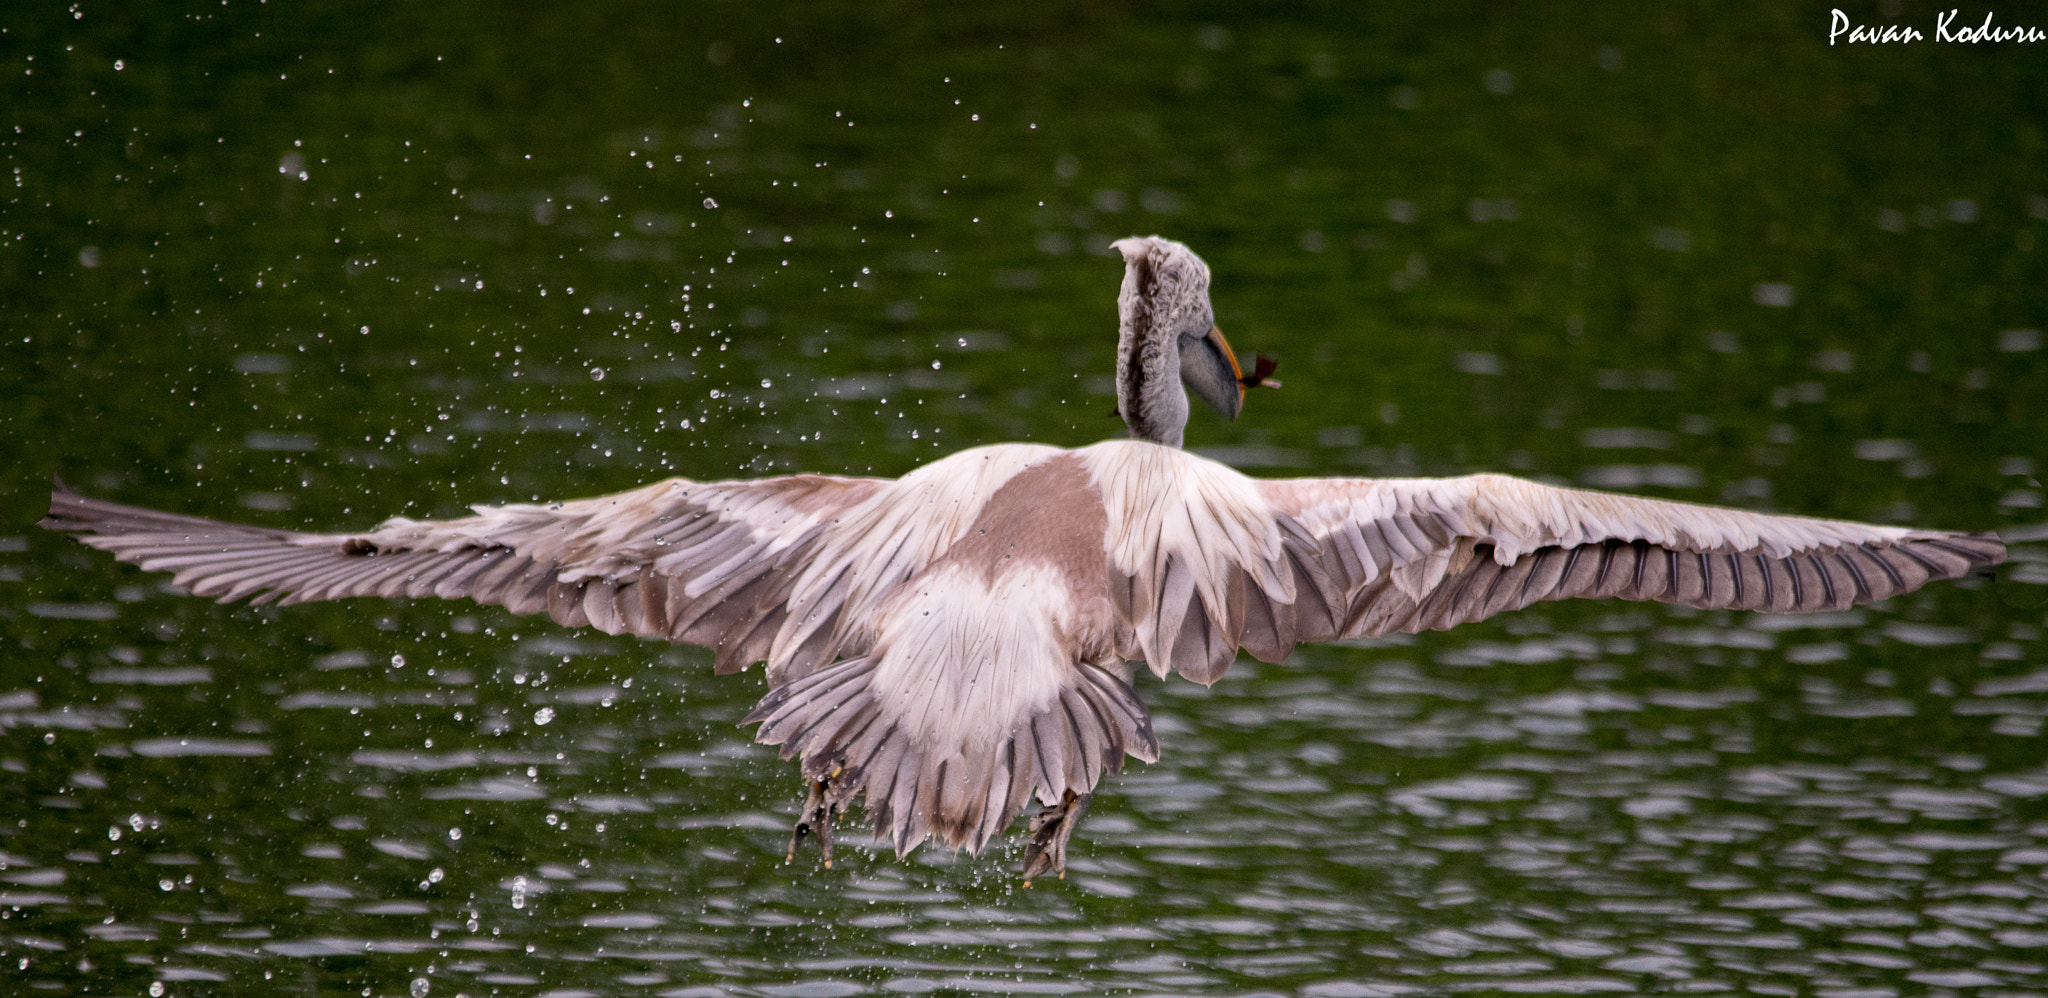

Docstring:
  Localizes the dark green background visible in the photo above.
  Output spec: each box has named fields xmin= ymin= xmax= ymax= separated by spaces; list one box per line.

xmin=5 ymin=2 xmax=2048 ymax=996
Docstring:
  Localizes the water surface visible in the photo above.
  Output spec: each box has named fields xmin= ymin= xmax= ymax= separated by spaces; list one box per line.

xmin=6 ymin=3 xmax=2048 ymax=995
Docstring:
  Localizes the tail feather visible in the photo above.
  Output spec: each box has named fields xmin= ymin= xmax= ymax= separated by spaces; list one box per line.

xmin=748 ymin=657 xmax=1155 ymax=857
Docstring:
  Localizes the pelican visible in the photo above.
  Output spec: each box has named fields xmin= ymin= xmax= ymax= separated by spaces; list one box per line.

xmin=43 ymin=236 xmax=2005 ymax=882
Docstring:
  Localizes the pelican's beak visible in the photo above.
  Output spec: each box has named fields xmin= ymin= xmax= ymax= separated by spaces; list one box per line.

xmin=1180 ymin=324 xmax=1246 ymax=421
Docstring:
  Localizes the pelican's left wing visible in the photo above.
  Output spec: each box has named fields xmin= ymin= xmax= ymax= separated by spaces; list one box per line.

xmin=1259 ymin=473 xmax=2006 ymax=638
xmin=43 ymin=474 xmax=885 ymax=673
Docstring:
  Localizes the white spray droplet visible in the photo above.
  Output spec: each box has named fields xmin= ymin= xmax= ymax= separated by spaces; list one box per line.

xmin=534 ymin=707 xmax=555 ymax=726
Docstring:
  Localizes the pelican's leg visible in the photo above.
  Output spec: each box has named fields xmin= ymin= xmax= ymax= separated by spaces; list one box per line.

xmin=1019 ymin=789 xmax=1091 ymax=885
xmin=786 ymin=777 xmax=840 ymax=868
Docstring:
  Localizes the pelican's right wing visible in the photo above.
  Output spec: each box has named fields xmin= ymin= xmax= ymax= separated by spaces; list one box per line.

xmin=1258 ymin=473 xmax=2006 ymax=638
xmin=42 ymin=474 xmax=885 ymax=674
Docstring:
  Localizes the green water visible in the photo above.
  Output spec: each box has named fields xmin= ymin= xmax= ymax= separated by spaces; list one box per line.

xmin=6 ymin=3 xmax=2048 ymax=996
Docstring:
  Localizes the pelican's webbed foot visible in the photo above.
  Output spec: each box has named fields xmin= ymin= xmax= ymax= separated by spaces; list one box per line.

xmin=786 ymin=777 xmax=840 ymax=868
xmin=1019 ymin=789 xmax=1091 ymax=885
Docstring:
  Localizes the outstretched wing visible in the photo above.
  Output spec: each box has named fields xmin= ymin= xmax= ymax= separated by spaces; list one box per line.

xmin=42 ymin=474 xmax=884 ymax=674
xmin=1261 ymin=473 xmax=2006 ymax=637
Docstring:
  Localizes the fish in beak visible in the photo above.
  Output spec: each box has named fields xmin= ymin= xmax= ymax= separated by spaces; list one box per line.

xmin=1179 ymin=325 xmax=1279 ymax=421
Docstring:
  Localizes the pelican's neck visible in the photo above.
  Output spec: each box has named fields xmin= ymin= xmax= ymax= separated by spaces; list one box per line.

xmin=1114 ymin=265 xmax=1191 ymax=449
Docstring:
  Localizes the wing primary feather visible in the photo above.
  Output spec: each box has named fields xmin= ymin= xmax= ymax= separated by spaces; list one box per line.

xmin=1891 ymin=543 xmax=1946 ymax=577
xmin=1810 ymin=554 xmax=1839 ymax=609
xmin=502 ymin=563 xmax=559 ymax=616
xmin=130 ymin=544 xmax=300 ymax=572
xmin=188 ymin=552 xmax=325 ymax=600
xmin=1862 ymin=543 xmax=1907 ymax=592
xmin=1833 ymin=550 xmax=1872 ymax=601
xmin=403 ymin=554 xmax=484 ymax=599
xmin=1926 ymin=537 xmax=1999 ymax=565
xmin=1515 ymin=547 xmax=1563 ymax=611
xmin=1362 ymin=523 xmax=1396 ymax=580
xmin=166 ymin=542 xmax=326 ymax=580
xmin=577 ymin=580 xmax=622 ymax=634
xmin=615 ymin=578 xmax=665 ymax=637
xmin=1556 ymin=545 xmax=1596 ymax=598
xmin=1332 ymin=526 xmax=1367 ymax=587
xmin=176 ymin=548 xmax=329 ymax=600
xmin=1671 ymin=549 xmax=1703 ymax=605
xmin=432 ymin=554 xmax=501 ymax=600
xmin=370 ymin=552 xmax=444 ymax=599
xmin=1476 ymin=547 xmax=1520 ymax=618
xmin=547 ymin=582 xmax=591 ymax=628
xmin=1591 ymin=541 xmax=1620 ymax=596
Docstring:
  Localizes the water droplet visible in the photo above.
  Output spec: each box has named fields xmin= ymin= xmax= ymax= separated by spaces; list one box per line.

xmin=410 ymin=978 xmax=431 ymax=998
xmin=390 ymin=654 xmax=405 ymax=668
xmin=760 ymin=378 xmax=772 ymax=388
xmin=428 ymin=867 xmax=445 ymax=883
xmin=447 ymin=827 xmax=462 ymax=841
xmin=589 ymin=368 xmax=605 ymax=382
xmin=149 ymin=983 xmax=165 ymax=998
xmin=534 ymin=707 xmax=556 ymax=726
xmin=702 ymin=197 xmax=719 ymax=209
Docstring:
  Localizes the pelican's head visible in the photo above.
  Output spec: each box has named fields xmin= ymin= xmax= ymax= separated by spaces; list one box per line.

xmin=1111 ymin=236 xmax=1253 ymax=448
